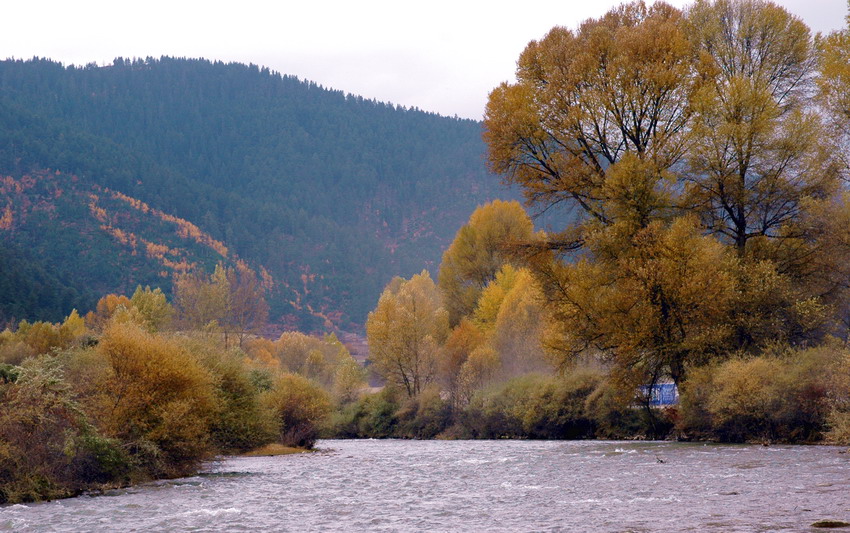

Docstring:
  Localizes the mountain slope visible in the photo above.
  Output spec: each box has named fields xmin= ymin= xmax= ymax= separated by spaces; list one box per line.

xmin=0 ymin=57 xmax=510 ymax=330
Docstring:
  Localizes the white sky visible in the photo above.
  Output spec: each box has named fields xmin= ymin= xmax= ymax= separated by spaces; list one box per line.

xmin=3 ymin=0 xmax=846 ymax=119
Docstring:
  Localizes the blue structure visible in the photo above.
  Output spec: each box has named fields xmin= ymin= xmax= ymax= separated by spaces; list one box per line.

xmin=640 ymin=383 xmax=679 ymax=406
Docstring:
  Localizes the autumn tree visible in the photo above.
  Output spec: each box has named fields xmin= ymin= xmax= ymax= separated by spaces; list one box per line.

xmin=681 ymin=0 xmax=848 ymax=342
xmin=544 ymin=218 xmax=737 ymax=388
xmin=472 ymin=264 xmax=523 ymax=329
xmin=85 ymin=294 xmax=133 ymax=331
xmin=683 ymin=0 xmax=836 ymax=258
xmin=248 ymin=331 xmax=364 ymax=403
xmin=468 ymin=264 xmax=550 ymax=377
xmin=818 ymin=1 xmax=850 ymax=177
xmin=6 ymin=310 xmax=88 ymax=359
xmin=484 ymin=1 xmax=692 ymax=237
xmin=438 ymin=200 xmax=535 ymax=326
xmin=92 ymin=322 xmax=217 ymax=476
xmin=224 ymin=265 xmax=269 ymax=347
xmin=130 ymin=285 xmax=173 ymax=332
xmin=484 ymin=0 xmax=850 ymax=387
xmin=173 ymin=266 xmax=229 ymax=333
xmin=488 ymin=267 xmax=550 ymax=377
xmin=438 ymin=319 xmax=485 ymax=411
xmin=174 ymin=263 xmax=268 ymax=347
xmin=366 ymin=271 xmax=448 ymax=397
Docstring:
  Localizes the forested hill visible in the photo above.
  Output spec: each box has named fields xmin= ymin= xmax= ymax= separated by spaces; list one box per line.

xmin=0 ymin=56 xmax=510 ymax=330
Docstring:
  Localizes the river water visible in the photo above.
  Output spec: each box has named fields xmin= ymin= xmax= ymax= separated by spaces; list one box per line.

xmin=2 ymin=439 xmax=849 ymax=532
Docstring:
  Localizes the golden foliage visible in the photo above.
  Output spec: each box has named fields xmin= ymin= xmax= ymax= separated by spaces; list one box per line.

xmin=438 ymin=319 xmax=485 ymax=409
xmin=483 ymin=0 xmax=850 ymax=390
xmin=542 ymin=217 xmax=737 ymax=386
xmin=5 ymin=310 xmax=88 ymax=358
xmin=473 ymin=264 xmax=521 ymax=329
xmin=0 ymin=204 xmax=12 ymax=230
xmin=245 ymin=331 xmax=364 ymax=402
xmin=93 ymin=322 xmax=216 ymax=474
xmin=261 ymin=373 xmax=331 ymax=448
xmin=484 ymin=1 xmax=691 ymax=226
xmin=679 ymin=346 xmax=843 ymax=442
xmin=458 ymin=345 xmax=500 ymax=403
xmin=130 ymin=286 xmax=174 ymax=332
xmin=438 ymin=200 xmax=535 ymax=325
xmin=174 ymin=263 xmax=268 ymax=348
xmin=85 ymin=294 xmax=133 ymax=331
xmin=491 ymin=268 xmax=549 ymax=377
xmin=817 ymin=2 xmax=850 ymax=177
xmin=684 ymin=0 xmax=834 ymax=254
xmin=367 ymin=270 xmax=448 ymax=397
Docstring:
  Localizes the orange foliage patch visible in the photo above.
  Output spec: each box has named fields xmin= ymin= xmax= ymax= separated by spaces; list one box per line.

xmin=161 ymin=257 xmax=195 ymax=272
xmin=0 ymin=176 xmax=24 ymax=195
xmin=110 ymin=189 xmax=229 ymax=258
xmin=139 ymin=238 xmax=194 ymax=272
xmin=111 ymin=190 xmax=151 ymax=214
xmin=88 ymin=194 xmax=108 ymax=223
xmin=236 ymin=259 xmax=251 ymax=273
xmin=0 ymin=204 xmax=13 ymax=230
xmin=260 ymin=266 xmax=275 ymax=290
xmin=143 ymin=240 xmax=174 ymax=259
xmin=100 ymin=224 xmax=138 ymax=254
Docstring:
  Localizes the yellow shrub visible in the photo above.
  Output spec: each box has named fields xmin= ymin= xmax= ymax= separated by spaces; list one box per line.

xmin=95 ymin=322 xmax=216 ymax=475
xmin=261 ymin=373 xmax=331 ymax=448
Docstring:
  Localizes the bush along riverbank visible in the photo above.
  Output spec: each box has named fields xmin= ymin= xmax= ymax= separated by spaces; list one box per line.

xmin=0 ymin=315 xmax=335 ymax=504
xmin=322 ymin=342 xmax=850 ymax=445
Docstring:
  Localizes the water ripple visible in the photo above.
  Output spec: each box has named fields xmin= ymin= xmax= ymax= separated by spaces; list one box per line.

xmin=1 ymin=440 xmax=849 ymax=532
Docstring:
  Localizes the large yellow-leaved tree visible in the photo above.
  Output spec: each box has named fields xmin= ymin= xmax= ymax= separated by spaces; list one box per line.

xmin=366 ymin=271 xmax=448 ymax=397
xmin=483 ymin=0 xmax=850 ymax=389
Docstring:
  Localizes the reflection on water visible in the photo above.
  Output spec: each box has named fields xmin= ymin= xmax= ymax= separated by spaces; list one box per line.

xmin=2 ymin=440 xmax=849 ymax=532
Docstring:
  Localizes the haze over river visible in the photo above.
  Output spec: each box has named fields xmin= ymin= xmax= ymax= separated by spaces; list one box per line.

xmin=2 ymin=440 xmax=848 ymax=532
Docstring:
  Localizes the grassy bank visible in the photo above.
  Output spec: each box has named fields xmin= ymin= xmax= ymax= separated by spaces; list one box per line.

xmin=241 ymin=444 xmax=313 ymax=457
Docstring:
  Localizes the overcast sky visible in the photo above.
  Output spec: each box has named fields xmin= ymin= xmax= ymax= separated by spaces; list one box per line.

xmin=3 ymin=0 xmax=846 ymax=119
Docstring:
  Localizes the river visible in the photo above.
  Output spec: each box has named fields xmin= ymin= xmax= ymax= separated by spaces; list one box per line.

xmin=2 ymin=440 xmax=848 ymax=532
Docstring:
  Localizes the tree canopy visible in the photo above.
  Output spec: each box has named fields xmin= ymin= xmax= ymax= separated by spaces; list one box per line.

xmin=483 ymin=0 xmax=850 ymax=389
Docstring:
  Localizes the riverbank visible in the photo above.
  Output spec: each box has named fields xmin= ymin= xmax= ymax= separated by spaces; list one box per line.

xmin=240 ymin=444 xmax=313 ymax=457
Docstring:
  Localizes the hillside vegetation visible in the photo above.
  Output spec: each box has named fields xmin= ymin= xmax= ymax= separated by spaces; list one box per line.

xmin=0 ymin=57 xmax=509 ymax=328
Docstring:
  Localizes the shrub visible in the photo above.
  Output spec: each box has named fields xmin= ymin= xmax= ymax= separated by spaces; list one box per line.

xmin=678 ymin=347 xmax=841 ymax=442
xmin=323 ymin=387 xmax=401 ymax=438
xmin=825 ymin=347 xmax=850 ymax=445
xmin=395 ymin=385 xmax=452 ymax=438
xmin=463 ymin=370 xmax=605 ymax=439
xmin=176 ymin=337 xmax=277 ymax=453
xmin=262 ymin=373 xmax=331 ymax=448
xmin=93 ymin=322 xmax=217 ymax=476
xmin=521 ymin=369 xmax=602 ymax=439
xmin=0 ymin=356 xmax=129 ymax=503
xmin=583 ymin=378 xmax=658 ymax=439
